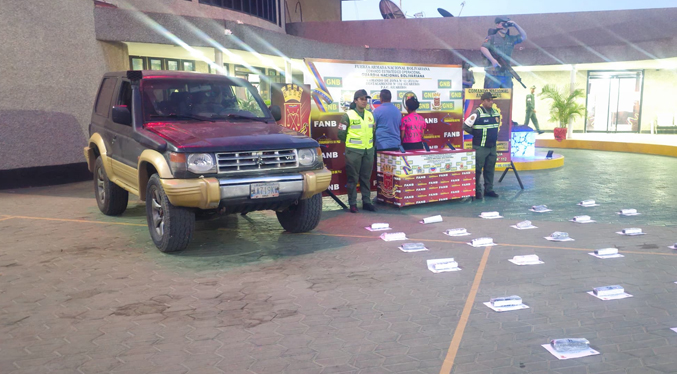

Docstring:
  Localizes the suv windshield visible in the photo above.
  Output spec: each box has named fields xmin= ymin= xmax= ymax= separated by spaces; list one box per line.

xmin=141 ymin=78 xmax=267 ymax=122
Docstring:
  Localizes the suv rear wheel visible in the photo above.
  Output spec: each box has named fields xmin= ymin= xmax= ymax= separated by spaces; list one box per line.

xmin=146 ymin=174 xmax=195 ymax=253
xmin=94 ymin=157 xmax=128 ymax=216
xmin=276 ymin=193 xmax=322 ymax=233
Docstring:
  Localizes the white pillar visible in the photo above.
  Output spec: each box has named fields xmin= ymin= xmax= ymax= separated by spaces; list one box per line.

xmin=284 ymin=60 xmax=293 ymax=84
xmin=214 ymin=48 xmax=225 ymax=75
xmin=568 ymin=65 xmax=577 ymax=138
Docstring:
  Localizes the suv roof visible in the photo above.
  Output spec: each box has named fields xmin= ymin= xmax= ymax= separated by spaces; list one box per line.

xmin=103 ymin=70 xmax=247 ymax=83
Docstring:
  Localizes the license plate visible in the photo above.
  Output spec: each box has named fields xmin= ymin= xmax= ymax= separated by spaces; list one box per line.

xmin=250 ymin=182 xmax=279 ymax=199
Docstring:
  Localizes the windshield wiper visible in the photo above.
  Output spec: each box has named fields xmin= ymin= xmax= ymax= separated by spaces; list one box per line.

xmin=149 ymin=113 xmax=212 ymax=122
xmin=211 ymin=113 xmax=267 ymax=122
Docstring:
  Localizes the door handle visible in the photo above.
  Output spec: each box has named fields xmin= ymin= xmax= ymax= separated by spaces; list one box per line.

xmin=111 ymin=136 xmax=117 ymax=144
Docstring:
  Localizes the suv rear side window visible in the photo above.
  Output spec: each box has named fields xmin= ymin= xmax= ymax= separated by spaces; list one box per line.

xmin=95 ymin=78 xmax=117 ymax=117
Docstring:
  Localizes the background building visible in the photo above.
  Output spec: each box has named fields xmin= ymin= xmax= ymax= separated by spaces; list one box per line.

xmin=2 ymin=1 xmax=677 ymax=172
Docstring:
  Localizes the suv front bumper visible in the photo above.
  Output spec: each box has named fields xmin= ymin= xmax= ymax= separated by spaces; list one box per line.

xmin=160 ymin=168 xmax=332 ymax=210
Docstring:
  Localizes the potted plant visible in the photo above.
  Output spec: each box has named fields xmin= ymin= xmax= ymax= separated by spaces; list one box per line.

xmin=539 ymin=84 xmax=586 ymax=141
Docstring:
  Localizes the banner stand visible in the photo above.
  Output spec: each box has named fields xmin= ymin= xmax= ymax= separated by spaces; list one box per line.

xmin=498 ymin=160 xmax=524 ymax=189
xmin=325 ymin=189 xmax=348 ymax=209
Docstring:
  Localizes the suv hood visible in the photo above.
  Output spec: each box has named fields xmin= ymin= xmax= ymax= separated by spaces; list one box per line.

xmin=145 ymin=120 xmax=319 ymax=152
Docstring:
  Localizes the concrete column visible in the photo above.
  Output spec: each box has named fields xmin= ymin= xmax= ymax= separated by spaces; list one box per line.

xmin=568 ymin=65 xmax=577 ymax=138
xmin=284 ymin=60 xmax=293 ymax=84
xmin=214 ymin=48 xmax=225 ymax=75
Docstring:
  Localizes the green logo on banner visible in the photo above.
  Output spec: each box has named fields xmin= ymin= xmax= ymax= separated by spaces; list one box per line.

xmin=438 ymin=80 xmax=452 ymax=88
xmin=449 ymin=91 xmax=463 ymax=99
xmin=418 ymin=102 xmax=431 ymax=111
xmin=397 ymin=91 xmax=409 ymax=100
xmin=441 ymin=102 xmax=455 ymax=110
xmin=324 ymin=77 xmax=342 ymax=87
xmin=422 ymin=91 xmax=438 ymax=100
xmin=325 ymin=102 xmax=339 ymax=112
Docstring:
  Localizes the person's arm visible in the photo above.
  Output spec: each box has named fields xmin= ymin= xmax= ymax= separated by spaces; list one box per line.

xmin=509 ymin=21 xmax=527 ymax=42
xmin=526 ymin=95 xmax=534 ymax=111
xmin=400 ymin=117 xmax=407 ymax=141
xmin=463 ymin=111 xmax=478 ymax=134
xmin=338 ymin=113 xmax=350 ymax=142
xmin=480 ymin=45 xmax=500 ymax=68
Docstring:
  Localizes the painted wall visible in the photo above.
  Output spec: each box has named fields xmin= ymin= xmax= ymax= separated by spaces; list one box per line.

xmin=0 ymin=0 xmax=128 ymax=170
xmin=122 ymin=0 xmax=285 ymax=32
xmin=285 ymin=0 xmax=341 ymax=23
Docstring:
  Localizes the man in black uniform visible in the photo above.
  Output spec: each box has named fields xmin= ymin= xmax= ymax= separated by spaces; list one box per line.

xmin=463 ymin=92 xmax=501 ymax=199
xmin=480 ymin=16 xmax=527 ymax=88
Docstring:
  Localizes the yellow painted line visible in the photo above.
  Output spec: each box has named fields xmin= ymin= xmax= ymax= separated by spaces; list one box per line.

xmin=439 ymin=246 xmax=492 ymax=374
xmin=495 ymin=154 xmax=564 ymax=171
xmin=535 ymin=138 xmax=677 ymax=158
xmin=8 ymin=215 xmax=146 ymax=227
xmin=0 ymin=216 xmax=14 ymax=222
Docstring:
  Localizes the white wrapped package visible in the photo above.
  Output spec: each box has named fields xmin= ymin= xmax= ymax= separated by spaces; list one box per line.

xmin=579 ymin=199 xmax=596 ymax=206
xmin=401 ymin=243 xmax=426 ymax=251
xmin=551 ymin=231 xmax=570 ymax=240
xmin=480 ymin=211 xmax=501 ymax=218
xmin=593 ymin=285 xmax=624 ymax=297
xmin=595 ymin=248 xmax=618 ymax=256
xmin=516 ymin=220 xmax=533 ymax=229
xmin=380 ymin=232 xmax=407 ymax=241
xmin=490 ymin=295 xmax=522 ymax=308
xmin=622 ymin=228 xmax=642 ymax=235
xmin=371 ymin=223 xmax=390 ymax=230
xmin=551 ymin=338 xmax=590 ymax=353
xmin=471 ymin=237 xmax=495 ymax=246
xmin=445 ymin=228 xmax=468 ymax=236
xmin=620 ymin=209 xmax=637 ymax=215
xmin=512 ymin=254 xmax=540 ymax=264
xmin=422 ymin=215 xmax=443 ymax=224
xmin=572 ymin=215 xmax=591 ymax=222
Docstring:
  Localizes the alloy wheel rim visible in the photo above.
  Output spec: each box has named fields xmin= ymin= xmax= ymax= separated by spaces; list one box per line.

xmin=97 ymin=168 xmax=105 ymax=203
xmin=150 ymin=187 xmax=165 ymax=237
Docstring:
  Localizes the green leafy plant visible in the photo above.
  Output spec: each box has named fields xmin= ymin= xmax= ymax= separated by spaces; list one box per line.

xmin=237 ymin=97 xmax=264 ymax=116
xmin=539 ymin=84 xmax=586 ymax=128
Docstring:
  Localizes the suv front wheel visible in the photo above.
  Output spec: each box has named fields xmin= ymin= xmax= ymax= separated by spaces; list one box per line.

xmin=94 ymin=157 xmax=128 ymax=216
xmin=276 ymin=193 xmax=322 ymax=233
xmin=146 ymin=174 xmax=195 ymax=252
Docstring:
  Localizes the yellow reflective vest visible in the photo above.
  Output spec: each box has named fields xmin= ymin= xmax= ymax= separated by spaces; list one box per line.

xmin=345 ymin=109 xmax=375 ymax=150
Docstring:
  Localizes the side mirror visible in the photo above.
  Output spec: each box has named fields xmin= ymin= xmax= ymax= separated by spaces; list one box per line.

xmin=269 ymin=105 xmax=282 ymax=122
xmin=111 ymin=105 xmax=132 ymax=126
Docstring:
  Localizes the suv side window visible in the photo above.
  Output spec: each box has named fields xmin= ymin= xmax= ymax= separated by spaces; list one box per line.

xmin=118 ymin=81 xmax=132 ymax=110
xmin=95 ymin=78 xmax=117 ymax=117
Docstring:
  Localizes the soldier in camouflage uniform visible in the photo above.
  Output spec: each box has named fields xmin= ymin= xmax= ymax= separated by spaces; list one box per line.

xmin=480 ymin=16 xmax=527 ymax=89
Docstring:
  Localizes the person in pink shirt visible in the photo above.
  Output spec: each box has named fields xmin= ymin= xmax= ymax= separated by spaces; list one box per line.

xmin=400 ymin=97 xmax=427 ymax=150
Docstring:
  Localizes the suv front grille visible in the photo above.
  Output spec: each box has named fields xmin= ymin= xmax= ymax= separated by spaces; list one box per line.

xmin=215 ymin=150 xmax=298 ymax=173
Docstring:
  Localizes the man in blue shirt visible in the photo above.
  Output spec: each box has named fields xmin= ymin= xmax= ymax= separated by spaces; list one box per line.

xmin=373 ymin=89 xmax=402 ymax=151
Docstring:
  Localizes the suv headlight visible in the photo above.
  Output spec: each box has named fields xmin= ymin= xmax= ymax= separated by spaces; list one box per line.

xmin=298 ymin=148 xmax=317 ymax=167
xmin=187 ymin=153 xmax=216 ymax=174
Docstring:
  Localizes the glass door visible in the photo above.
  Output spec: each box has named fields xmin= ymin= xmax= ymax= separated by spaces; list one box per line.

xmin=586 ymin=70 xmax=643 ymax=133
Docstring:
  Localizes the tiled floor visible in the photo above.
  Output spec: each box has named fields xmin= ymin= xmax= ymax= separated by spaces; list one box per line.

xmin=1 ymin=149 xmax=676 ymax=374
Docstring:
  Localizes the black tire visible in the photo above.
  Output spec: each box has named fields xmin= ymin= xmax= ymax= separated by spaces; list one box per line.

xmin=94 ymin=157 xmax=128 ymax=216
xmin=276 ymin=193 xmax=322 ymax=233
xmin=145 ymin=174 xmax=195 ymax=253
